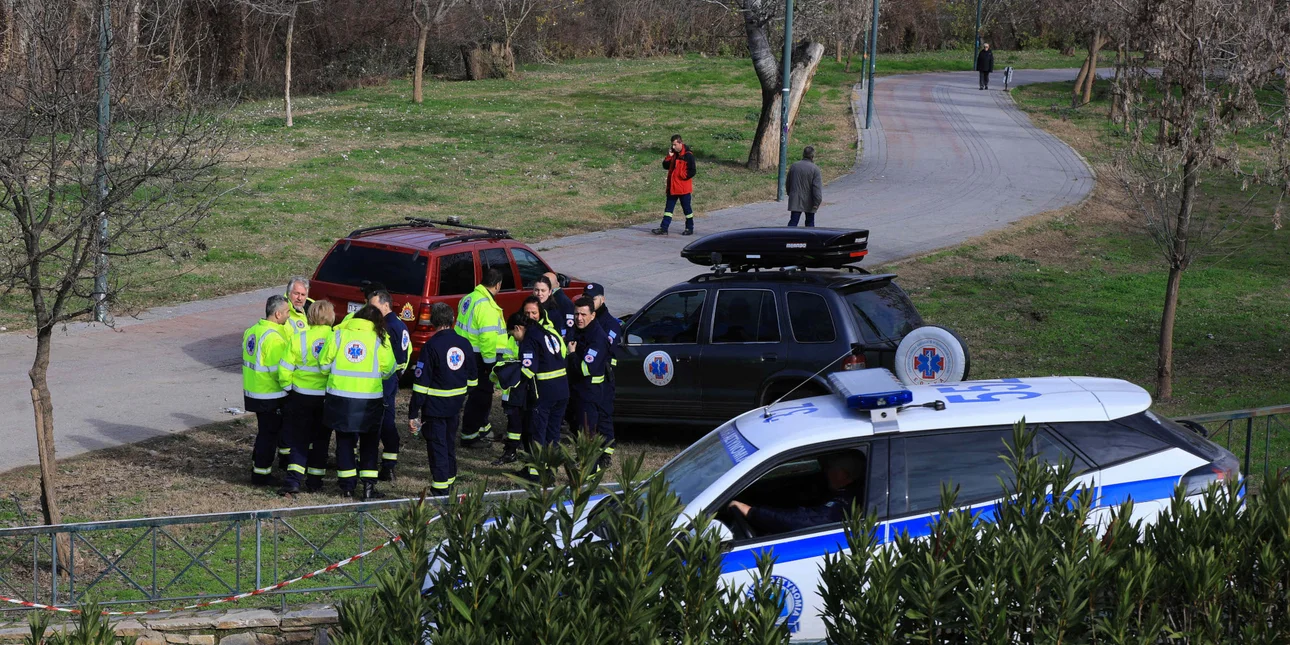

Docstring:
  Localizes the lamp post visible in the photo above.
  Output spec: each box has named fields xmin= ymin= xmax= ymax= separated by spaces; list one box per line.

xmin=864 ymin=0 xmax=879 ymax=129
xmin=776 ymin=0 xmax=795 ymax=202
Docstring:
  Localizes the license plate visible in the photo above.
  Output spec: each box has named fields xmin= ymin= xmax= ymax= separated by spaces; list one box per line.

xmin=347 ymin=302 xmax=363 ymax=314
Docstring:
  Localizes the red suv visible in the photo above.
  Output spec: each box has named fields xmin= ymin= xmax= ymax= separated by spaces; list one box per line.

xmin=308 ymin=218 xmax=586 ymax=363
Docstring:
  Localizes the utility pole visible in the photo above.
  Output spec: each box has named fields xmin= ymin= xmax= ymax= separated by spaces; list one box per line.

xmin=776 ymin=0 xmax=795 ymax=202
xmin=973 ymin=0 xmax=982 ymax=71
xmin=93 ymin=0 xmax=112 ymax=323
xmin=864 ymin=0 xmax=879 ymax=129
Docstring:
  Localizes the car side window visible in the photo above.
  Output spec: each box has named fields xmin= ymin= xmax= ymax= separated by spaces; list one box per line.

xmin=511 ymin=248 xmax=550 ymax=289
xmin=899 ymin=428 xmax=1013 ymax=514
xmin=625 ymin=290 xmax=707 ymax=345
xmin=720 ymin=446 xmax=871 ymax=541
xmin=787 ymin=291 xmax=836 ymax=343
xmin=479 ymin=248 xmax=517 ymax=291
xmin=712 ymin=289 xmax=780 ymax=343
xmin=437 ymin=252 xmax=475 ymax=296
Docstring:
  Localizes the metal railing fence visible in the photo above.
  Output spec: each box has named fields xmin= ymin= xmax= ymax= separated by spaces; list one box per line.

xmin=1175 ymin=404 xmax=1290 ymax=482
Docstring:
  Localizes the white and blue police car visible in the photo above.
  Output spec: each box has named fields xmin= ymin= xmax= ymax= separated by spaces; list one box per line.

xmin=648 ymin=367 xmax=1239 ymax=642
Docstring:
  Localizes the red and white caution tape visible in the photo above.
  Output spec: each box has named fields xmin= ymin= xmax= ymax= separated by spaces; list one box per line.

xmin=0 ymin=526 xmax=417 ymax=615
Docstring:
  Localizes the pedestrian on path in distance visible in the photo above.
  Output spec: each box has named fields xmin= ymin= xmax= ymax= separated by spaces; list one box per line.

xmin=243 ymin=295 xmax=291 ymax=487
xmin=652 ymin=134 xmax=697 ymax=236
xmin=277 ymin=299 xmax=337 ymax=496
xmin=787 ymin=146 xmax=824 ymax=227
xmin=408 ymin=303 xmax=477 ymax=497
xmin=977 ymin=43 xmax=994 ymax=90
xmin=320 ymin=304 xmax=396 ymax=500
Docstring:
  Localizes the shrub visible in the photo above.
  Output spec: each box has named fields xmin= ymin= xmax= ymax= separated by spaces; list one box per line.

xmin=820 ymin=420 xmax=1285 ymax=644
xmin=24 ymin=601 xmax=139 ymax=645
xmin=332 ymin=437 xmax=791 ymax=644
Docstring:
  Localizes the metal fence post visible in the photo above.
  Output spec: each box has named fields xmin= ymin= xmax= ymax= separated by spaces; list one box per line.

xmin=255 ymin=518 xmax=262 ymax=591
xmin=1245 ymin=417 xmax=1254 ymax=476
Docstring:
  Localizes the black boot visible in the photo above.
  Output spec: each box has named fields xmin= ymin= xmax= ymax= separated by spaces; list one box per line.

xmin=491 ymin=448 xmax=518 ymax=466
xmin=278 ymin=480 xmax=301 ymax=497
xmin=362 ymin=481 xmax=385 ymax=501
xmin=378 ymin=465 xmax=396 ymax=482
xmin=597 ymin=453 xmax=613 ymax=472
xmin=651 ymin=227 xmax=668 ymax=235
xmin=338 ymin=489 xmax=355 ymax=499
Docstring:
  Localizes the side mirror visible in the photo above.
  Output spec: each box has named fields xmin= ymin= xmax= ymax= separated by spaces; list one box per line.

xmin=556 ymin=272 xmax=571 ymax=288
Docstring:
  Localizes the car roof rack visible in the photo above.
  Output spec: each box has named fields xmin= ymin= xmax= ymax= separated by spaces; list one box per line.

xmin=681 ymin=227 xmax=869 ymax=272
xmin=347 ymin=217 xmax=510 ymax=240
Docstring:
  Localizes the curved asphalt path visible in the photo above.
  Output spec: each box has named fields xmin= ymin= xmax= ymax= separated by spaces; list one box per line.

xmin=0 ymin=69 xmax=1094 ymax=474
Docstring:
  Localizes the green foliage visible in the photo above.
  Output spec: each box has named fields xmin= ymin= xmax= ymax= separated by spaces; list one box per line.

xmin=24 ymin=601 xmax=139 ymax=645
xmin=821 ymin=420 xmax=1288 ymax=643
xmin=332 ymin=436 xmax=790 ymax=644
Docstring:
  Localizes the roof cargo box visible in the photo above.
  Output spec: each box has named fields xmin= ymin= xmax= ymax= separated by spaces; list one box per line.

xmin=681 ymin=227 xmax=869 ymax=270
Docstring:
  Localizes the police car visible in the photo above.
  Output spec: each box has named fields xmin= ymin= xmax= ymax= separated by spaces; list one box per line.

xmin=639 ymin=367 xmax=1239 ymax=641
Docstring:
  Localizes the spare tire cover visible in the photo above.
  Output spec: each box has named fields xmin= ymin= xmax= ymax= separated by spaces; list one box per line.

xmin=893 ymin=326 xmax=971 ymax=386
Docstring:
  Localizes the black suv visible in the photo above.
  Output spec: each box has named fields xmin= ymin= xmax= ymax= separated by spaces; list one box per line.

xmin=614 ymin=227 xmax=926 ymax=426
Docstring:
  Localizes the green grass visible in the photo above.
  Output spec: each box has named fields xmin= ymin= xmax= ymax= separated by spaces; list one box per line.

xmin=0 ymin=55 xmax=866 ymax=329
xmin=885 ymin=78 xmax=1290 ymax=470
xmin=873 ymin=48 xmax=1087 ymax=75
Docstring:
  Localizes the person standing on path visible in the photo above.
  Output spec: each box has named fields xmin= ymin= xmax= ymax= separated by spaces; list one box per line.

xmin=652 ymin=134 xmax=697 ymax=236
xmin=786 ymin=146 xmax=824 ymax=227
xmin=408 ymin=303 xmax=477 ymax=497
xmin=977 ymin=44 xmax=994 ymax=90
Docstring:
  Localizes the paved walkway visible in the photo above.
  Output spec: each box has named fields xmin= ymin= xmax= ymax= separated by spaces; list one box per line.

xmin=0 ymin=69 xmax=1094 ymax=474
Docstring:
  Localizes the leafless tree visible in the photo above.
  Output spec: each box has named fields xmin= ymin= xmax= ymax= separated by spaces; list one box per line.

xmin=714 ymin=0 xmax=826 ymax=170
xmin=240 ymin=0 xmax=318 ymax=125
xmin=1113 ymin=0 xmax=1289 ymax=399
xmin=0 ymin=1 xmax=231 ymax=533
xmin=412 ymin=0 xmax=461 ymax=102
xmin=464 ymin=0 xmax=545 ymax=77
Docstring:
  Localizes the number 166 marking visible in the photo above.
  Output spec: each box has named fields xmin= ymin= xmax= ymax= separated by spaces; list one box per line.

xmin=935 ymin=379 xmax=1041 ymax=404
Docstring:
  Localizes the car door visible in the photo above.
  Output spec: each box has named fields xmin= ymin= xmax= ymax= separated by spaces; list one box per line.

xmin=887 ymin=425 xmax=1098 ymax=539
xmin=713 ymin=440 xmax=889 ymax=642
xmin=616 ymin=288 xmax=709 ymax=422
xmin=479 ymin=246 xmax=522 ymax=317
xmin=699 ymin=288 xmax=789 ymax=421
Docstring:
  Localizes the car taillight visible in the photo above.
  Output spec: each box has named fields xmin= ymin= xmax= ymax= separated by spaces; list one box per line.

xmin=1179 ymin=452 xmax=1241 ymax=496
xmin=417 ymin=303 xmax=433 ymax=328
xmin=841 ymin=353 xmax=867 ymax=371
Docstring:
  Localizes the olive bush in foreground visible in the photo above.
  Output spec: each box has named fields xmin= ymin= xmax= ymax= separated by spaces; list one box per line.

xmin=821 ymin=422 xmax=1289 ymax=644
xmin=332 ymin=438 xmax=790 ymax=645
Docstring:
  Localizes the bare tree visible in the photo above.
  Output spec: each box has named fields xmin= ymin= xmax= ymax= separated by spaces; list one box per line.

xmin=0 ymin=1 xmax=230 ymax=532
xmin=464 ymin=0 xmax=543 ymax=77
xmin=721 ymin=0 xmax=826 ymax=170
xmin=412 ymin=0 xmax=461 ymax=103
xmin=1114 ymin=0 xmax=1288 ymax=399
xmin=241 ymin=0 xmax=317 ymax=126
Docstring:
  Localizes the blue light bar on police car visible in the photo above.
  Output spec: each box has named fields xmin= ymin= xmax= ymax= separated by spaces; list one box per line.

xmin=827 ymin=369 xmax=913 ymax=410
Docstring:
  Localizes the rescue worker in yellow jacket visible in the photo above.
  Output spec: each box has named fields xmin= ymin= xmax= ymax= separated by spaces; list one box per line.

xmin=242 ymin=295 xmax=291 ymax=486
xmin=319 ymin=304 xmax=396 ymax=499
xmin=456 ymin=268 xmax=507 ymax=446
xmin=277 ymin=299 xmax=337 ymax=496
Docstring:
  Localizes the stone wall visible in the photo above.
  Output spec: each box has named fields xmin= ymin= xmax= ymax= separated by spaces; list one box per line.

xmin=0 ymin=606 xmax=337 ymax=645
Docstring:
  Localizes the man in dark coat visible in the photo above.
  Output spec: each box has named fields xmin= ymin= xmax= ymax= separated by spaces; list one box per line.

xmin=977 ymin=43 xmax=994 ymax=90
xmin=786 ymin=146 xmax=824 ymax=227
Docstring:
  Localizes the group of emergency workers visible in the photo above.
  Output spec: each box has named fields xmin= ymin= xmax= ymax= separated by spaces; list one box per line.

xmin=240 ymin=270 xmax=620 ymax=499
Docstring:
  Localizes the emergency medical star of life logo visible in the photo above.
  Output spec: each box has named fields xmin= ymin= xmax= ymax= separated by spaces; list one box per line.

xmin=312 ymin=339 xmax=326 ymax=359
xmin=446 ymin=346 xmax=465 ymax=371
xmin=643 ymin=350 xmax=674 ymax=387
xmin=746 ymin=576 xmax=804 ymax=634
xmin=914 ymin=347 xmax=945 ymax=380
xmin=245 ymin=335 xmax=256 ymax=355
xmin=344 ymin=341 xmax=366 ymax=363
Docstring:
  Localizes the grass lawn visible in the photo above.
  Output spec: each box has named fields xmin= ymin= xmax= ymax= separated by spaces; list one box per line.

xmin=0 ymin=55 xmax=865 ymax=329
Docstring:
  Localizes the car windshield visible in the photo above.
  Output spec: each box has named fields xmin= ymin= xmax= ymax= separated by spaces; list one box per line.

xmin=315 ymin=244 xmax=429 ymax=296
xmin=842 ymin=282 xmax=923 ymax=343
xmin=657 ymin=423 xmax=757 ymax=508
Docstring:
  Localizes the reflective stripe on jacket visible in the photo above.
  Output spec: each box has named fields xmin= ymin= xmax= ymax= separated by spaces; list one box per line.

xmin=281 ymin=324 xmax=332 ymax=396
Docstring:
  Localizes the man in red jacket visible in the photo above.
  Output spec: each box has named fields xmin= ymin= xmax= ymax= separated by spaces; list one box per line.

xmin=652 ymin=134 xmax=697 ymax=236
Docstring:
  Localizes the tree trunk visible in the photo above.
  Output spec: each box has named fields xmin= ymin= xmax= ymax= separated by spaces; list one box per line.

xmin=845 ymin=48 xmax=852 ymax=73
xmin=0 ymin=0 xmax=13 ymax=71
xmin=234 ymin=2 xmax=248 ymax=82
xmin=835 ymin=40 xmax=842 ymax=63
xmin=1081 ymin=31 xmax=1102 ymax=105
xmin=124 ymin=0 xmax=140 ymax=60
xmin=746 ymin=41 xmax=826 ymax=170
xmin=414 ymin=25 xmax=428 ymax=103
xmin=283 ymin=8 xmax=295 ymax=127
xmin=29 ymin=328 xmax=71 ymax=572
xmin=1071 ymin=56 xmax=1091 ymax=107
xmin=1108 ymin=46 xmax=1122 ymax=122
xmin=1156 ymin=157 xmax=1197 ymax=400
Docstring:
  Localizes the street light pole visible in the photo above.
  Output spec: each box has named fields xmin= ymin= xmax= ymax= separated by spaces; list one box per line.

xmin=864 ymin=0 xmax=879 ymax=129
xmin=776 ymin=0 xmax=795 ymax=202
xmin=973 ymin=0 xmax=982 ymax=71
xmin=93 ymin=0 xmax=112 ymax=323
